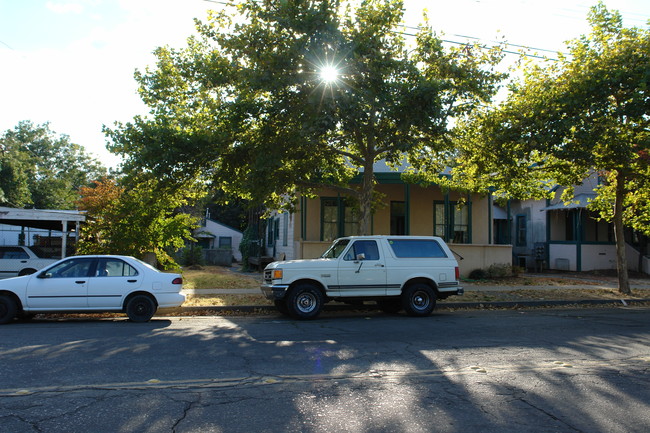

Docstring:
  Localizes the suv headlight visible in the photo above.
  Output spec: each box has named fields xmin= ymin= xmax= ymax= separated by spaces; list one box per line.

xmin=272 ymin=269 xmax=283 ymax=280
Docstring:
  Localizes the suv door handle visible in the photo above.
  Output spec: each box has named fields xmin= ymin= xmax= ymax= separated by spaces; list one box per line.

xmin=374 ymin=264 xmax=385 ymax=267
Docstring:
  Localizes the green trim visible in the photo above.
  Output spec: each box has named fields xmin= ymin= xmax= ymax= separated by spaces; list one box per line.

xmin=467 ymin=193 xmax=472 ymax=244
xmin=488 ymin=195 xmax=493 ymax=245
xmin=576 ymin=210 xmax=583 ymax=271
xmin=405 ymin=183 xmax=411 ymax=235
xmin=320 ymin=195 xmax=361 ymax=240
xmin=545 ymin=197 xmax=551 ymax=265
xmin=506 ymin=200 xmax=512 ymax=245
xmin=515 ymin=214 xmax=527 ymax=247
xmin=349 ymin=172 xmax=447 ymax=185
xmin=433 ymin=198 xmax=471 ymax=243
xmin=300 ymin=196 xmax=307 ymax=240
xmin=548 ymin=240 xmax=615 ymax=245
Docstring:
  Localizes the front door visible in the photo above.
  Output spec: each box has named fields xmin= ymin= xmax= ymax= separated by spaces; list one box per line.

xmin=25 ymin=258 xmax=95 ymax=309
xmin=336 ymin=240 xmax=387 ymax=297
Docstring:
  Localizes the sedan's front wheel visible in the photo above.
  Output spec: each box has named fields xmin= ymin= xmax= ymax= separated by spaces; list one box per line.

xmin=0 ymin=295 xmax=18 ymax=325
xmin=126 ymin=295 xmax=157 ymax=322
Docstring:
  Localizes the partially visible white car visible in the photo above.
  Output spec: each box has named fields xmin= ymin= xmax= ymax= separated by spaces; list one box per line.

xmin=0 ymin=255 xmax=185 ymax=324
xmin=0 ymin=246 xmax=58 ymax=278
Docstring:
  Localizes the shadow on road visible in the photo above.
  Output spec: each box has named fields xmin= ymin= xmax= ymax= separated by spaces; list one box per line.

xmin=1 ymin=308 xmax=649 ymax=432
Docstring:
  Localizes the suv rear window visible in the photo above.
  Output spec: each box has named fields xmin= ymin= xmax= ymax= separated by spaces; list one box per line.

xmin=388 ymin=239 xmax=447 ymax=258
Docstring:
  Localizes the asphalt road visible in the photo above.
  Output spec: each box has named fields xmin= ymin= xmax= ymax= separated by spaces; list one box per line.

xmin=1 ymin=307 xmax=649 ymax=433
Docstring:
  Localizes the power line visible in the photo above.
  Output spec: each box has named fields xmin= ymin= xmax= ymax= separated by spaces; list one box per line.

xmin=199 ymin=0 xmax=648 ymax=61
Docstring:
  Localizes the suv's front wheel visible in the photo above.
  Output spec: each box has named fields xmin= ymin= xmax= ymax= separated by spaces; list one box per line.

xmin=286 ymin=283 xmax=324 ymax=320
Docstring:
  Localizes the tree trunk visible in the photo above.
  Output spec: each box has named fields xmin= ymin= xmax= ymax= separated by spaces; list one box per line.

xmin=358 ymin=160 xmax=375 ymax=236
xmin=613 ymin=171 xmax=631 ymax=295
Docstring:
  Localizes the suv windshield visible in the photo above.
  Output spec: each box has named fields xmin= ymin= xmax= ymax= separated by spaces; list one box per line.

xmin=320 ymin=239 xmax=350 ymax=259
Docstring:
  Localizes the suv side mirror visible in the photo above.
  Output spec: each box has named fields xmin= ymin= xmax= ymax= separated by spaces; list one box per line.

xmin=356 ymin=253 xmax=366 ymax=261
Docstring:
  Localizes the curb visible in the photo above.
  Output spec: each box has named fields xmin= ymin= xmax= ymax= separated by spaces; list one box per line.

xmin=168 ymin=298 xmax=650 ymax=315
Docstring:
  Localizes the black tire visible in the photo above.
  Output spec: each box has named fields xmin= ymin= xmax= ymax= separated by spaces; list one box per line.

xmin=286 ymin=284 xmax=324 ymax=320
xmin=377 ymin=298 xmax=402 ymax=314
xmin=126 ymin=294 xmax=157 ymax=322
xmin=274 ymin=299 xmax=290 ymax=316
xmin=17 ymin=311 xmax=36 ymax=321
xmin=0 ymin=294 xmax=18 ymax=325
xmin=402 ymin=283 xmax=436 ymax=317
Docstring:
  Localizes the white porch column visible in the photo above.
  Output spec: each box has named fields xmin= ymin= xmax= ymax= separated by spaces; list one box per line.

xmin=61 ymin=220 xmax=68 ymax=259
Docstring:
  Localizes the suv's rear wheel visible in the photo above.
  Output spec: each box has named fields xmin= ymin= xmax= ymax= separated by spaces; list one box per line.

xmin=402 ymin=283 xmax=436 ymax=317
xmin=286 ymin=284 xmax=324 ymax=320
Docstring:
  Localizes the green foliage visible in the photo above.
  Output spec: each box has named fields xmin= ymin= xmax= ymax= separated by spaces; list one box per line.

xmin=239 ymin=225 xmax=259 ymax=272
xmin=106 ymin=0 xmax=506 ymax=234
xmin=0 ymin=121 xmax=107 ymax=209
xmin=451 ymin=2 xmax=649 ymax=293
xmin=452 ymin=3 xmax=649 ymax=204
xmin=179 ymin=245 xmax=205 ymax=267
xmin=76 ymin=177 xmax=203 ymax=270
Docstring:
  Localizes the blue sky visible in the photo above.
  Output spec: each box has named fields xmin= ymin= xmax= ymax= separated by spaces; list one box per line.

xmin=0 ymin=0 xmax=648 ymax=168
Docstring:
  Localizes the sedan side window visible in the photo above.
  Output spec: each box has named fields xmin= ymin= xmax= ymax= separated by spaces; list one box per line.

xmin=96 ymin=259 xmax=138 ymax=277
xmin=47 ymin=258 xmax=95 ymax=278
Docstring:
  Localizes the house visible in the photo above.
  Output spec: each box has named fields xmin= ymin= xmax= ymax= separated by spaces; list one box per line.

xmin=258 ymin=163 xmax=512 ymax=277
xmin=194 ymin=216 xmax=244 ymax=263
xmin=502 ymin=174 xmax=649 ymax=274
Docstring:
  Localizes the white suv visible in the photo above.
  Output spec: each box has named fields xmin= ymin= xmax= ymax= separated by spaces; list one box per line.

xmin=262 ymin=236 xmax=463 ymax=319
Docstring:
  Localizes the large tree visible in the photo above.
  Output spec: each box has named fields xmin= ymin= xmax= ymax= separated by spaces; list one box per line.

xmin=106 ymin=0 xmax=505 ymax=234
xmin=0 ymin=121 xmax=107 ymax=209
xmin=450 ymin=3 xmax=650 ymax=294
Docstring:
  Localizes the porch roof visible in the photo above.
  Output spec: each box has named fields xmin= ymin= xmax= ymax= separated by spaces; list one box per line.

xmin=542 ymin=193 xmax=596 ymax=211
xmin=0 ymin=207 xmax=85 ymax=231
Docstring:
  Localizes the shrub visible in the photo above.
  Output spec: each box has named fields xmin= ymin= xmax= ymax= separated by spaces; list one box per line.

xmin=468 ymin=268 xmax=489 ymax=280
xmin=180 ymin=245 xmax=205 ymax=266
xmin=487 ymin=263 xmax=511 ymax=278
xmin=468 ymin=264 xmax=519 ymax=280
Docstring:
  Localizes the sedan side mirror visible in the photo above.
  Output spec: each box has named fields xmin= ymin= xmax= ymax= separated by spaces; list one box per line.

xmin=37 ymin=272 xmax=51 ymax=279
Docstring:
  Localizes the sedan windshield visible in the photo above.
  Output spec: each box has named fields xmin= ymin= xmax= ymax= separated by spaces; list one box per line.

xmin=320 ymin=239 xmax=350 ymax=259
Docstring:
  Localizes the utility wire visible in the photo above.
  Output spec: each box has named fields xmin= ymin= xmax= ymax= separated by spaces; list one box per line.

xmin=201 ymin=0 xmax=648 ymax=61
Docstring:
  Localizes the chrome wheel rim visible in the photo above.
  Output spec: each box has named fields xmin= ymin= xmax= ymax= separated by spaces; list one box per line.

xmin=296 ymin=292 xmax=317 ymax=313
xmin=412 ymin=290 xmax=430 ymax=311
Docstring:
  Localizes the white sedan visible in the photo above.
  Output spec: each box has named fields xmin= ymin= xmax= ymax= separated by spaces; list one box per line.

xmin=0 ymin=255 xmax=185 ymax=324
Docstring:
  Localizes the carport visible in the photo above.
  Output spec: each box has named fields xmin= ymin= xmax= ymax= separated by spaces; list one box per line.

xmin=0 ymin=207 xmax=85 ymax=258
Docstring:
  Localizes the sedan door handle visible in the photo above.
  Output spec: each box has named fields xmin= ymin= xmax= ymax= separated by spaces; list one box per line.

xmin=75 ymin=280 xmax=86 ymax=284
xmin=127 ymin=280 xmax=138 ymax=283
